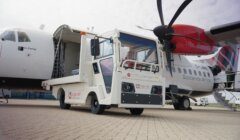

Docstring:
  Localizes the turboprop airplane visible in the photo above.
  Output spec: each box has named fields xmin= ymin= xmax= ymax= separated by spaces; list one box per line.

xmin=136 ymin=0 xmax=240 ymax=110
xmin=0 ymin=0 xmax=240 ymax=111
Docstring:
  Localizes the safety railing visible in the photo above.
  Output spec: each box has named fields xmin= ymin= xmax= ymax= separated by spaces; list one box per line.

xmin=121 ymin=60 xmax=160 ymax=73
xmin=215 ymin=71 xmax=240 ymax=90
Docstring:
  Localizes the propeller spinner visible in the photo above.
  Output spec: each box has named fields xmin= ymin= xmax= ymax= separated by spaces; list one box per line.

xmin=153 ymin=0 xmax=192 ymax=76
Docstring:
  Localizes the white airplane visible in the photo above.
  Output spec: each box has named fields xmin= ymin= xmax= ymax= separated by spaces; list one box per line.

xmin=0 ymin=0 xmax=240 ymax=110
xmin=0 ymin=28 xmax=54 ymax=89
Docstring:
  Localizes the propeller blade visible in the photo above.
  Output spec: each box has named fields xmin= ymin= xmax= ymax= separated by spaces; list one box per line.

xmin=206 ymin=21 xmax=240 ymax=42
xmin=136 ymin=25 xmax=153 ymax=31
xmin=168 ymin=0 xmax=192 ymax=28
xmin=164 ymin=41 xmax=173 ymax=76
xmin=157 ymin=0 xmax=165 ymax=25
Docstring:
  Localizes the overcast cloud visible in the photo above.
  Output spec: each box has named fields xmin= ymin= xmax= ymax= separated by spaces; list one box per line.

xmin=0 ymin=0 xmax=239 ymax=37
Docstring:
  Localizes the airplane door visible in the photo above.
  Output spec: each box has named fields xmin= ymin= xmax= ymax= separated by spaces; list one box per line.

xmin=16 ymin=31 xmax=36 ymax=78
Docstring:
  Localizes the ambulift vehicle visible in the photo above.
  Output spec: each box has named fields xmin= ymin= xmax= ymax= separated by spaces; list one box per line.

xmin=42 ymin=25 xmax=165 ymax=115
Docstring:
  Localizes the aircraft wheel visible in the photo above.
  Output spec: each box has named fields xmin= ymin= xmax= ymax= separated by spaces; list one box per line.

xmin=129 ymin=108 xmax=144 ymax=115
xmin=173 ymin=102 xmax=181 ymax=110
xmin=180 ymin=96 xmax=190 ymax=110
xmin=59 ymin=92 xmax=71 ymax=109
xmin=90 ymin=95 xmax=105 ymax=114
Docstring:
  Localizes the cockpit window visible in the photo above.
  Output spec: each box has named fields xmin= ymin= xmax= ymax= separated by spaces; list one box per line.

xmin=1 ymin=31 xmax=16 ymax=42
xmin=119 ymin=33 xmax=158 ymax=64
xmin=18 ymin=31 xmax=31 ymax=42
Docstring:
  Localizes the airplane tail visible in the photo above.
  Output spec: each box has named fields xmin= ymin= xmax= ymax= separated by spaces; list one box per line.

xmin=205 ymin=45 xmax=239 ymax=72
xmin=197 ymin=41 xmax=240 ymax=91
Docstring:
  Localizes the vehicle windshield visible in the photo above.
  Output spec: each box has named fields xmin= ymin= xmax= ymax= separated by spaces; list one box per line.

xmin=119 ymin=33 xmax=158 ymax=64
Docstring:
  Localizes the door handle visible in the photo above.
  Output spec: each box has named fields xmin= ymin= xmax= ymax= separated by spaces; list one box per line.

xmin=18 ymin=46 xmax=24 ymax=51
xmin=92 ymin=62 xmax=99 ymax=74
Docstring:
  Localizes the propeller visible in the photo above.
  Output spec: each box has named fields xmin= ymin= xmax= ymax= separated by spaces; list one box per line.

xmin=136 ymin=25 xmax=153 ymax=31
xmin=153 ymin=0 xmax=192 ymax=76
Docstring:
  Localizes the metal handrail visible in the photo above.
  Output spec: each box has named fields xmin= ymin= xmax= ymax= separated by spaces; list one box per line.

xmin=122 ymin=60 xmax=159 ymax=73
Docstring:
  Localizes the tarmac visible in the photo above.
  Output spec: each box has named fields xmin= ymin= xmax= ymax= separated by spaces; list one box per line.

xmin=0 ymin=99 xmax=240 ymax=140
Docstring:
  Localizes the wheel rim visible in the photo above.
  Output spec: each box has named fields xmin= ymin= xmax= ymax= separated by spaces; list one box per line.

xmin=93 ymin=100 xmax=98 ymax=108
xmin=183 ymin=98 xmax=190 ymax=108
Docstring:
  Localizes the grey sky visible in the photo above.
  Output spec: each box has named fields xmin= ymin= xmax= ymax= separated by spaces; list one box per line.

xmin=0 ymin=0 xmax=239 ymax=37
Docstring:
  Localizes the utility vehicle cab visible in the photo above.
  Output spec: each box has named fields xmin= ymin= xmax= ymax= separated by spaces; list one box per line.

xmin=42 ymin=26 xmax=165 ymax=115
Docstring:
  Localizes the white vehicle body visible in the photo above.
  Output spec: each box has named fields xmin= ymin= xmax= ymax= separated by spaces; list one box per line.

xmin=42 ymin=25 xmax=166 ymax=112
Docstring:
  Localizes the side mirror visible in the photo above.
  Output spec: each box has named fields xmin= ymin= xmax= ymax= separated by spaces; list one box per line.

xmin=91 ymin=39 xmax=100 ymax=56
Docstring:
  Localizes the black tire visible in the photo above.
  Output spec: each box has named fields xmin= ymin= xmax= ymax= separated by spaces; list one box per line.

xmin=173 ymin=102 xmax=180 ymax=110
xmin=4 ymin=95 xmax=9 ymax=99
xmin=180 ymin=96 xmax=190 ymax=110
xmin=90 ymin=95 xmax=105 ymax=114
xmin=129 ymin=108 xmax=144 ymax=115
xmin=59 ymin=92 xmax=71 ymax=109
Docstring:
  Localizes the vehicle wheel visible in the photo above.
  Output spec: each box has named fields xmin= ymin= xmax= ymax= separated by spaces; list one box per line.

xmin=173 ymin=102 xmax=180 ymax=110
xmin=4 ymin=95 xmax=9 ymax=99
xmin=90 ymin=95 xmax=105 ymax=114
xmin=129 ymin=108 xmax=144 ymax=115
xmin=59 ymin=92 xmax=71 ymax=109
xmin=180 ymin=96 xmax=190 ymax=110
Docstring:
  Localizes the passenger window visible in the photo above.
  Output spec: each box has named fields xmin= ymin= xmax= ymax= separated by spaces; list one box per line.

xmin=207 ymin=72 xmax=210 ymax=77
xmin=96 ymin=39 xmax=113 ymax=59
xmin=198 ymin=71 xmax=202 ymax=76
xmin=178 ymin=67 xmax=182 ymax=73
xmin=2 ymin=31 xmax=15 ymax=42
xmin=172 ymin=67 xmax=175 ymax=73
xmin=183 ymin=68 xmax=187 ymax=74
xmin=194 ymin=70 xmax=197 ymax=76
xmin=203 ymin=72 xmax=206 ymax=77
xmin=18 ymin=31 xmax=31 ymax=42
xmin=188 ymin=69 xmax=192 ymax=75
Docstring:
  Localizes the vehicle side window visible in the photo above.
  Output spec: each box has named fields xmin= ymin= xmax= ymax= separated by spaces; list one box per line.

xmin=2 ymin=31 xmax=15 ymax=42
xmin=18 ymin=31 xmax=31 ymax=42
xmin=96 ymin=39 xmax=113 ymax=59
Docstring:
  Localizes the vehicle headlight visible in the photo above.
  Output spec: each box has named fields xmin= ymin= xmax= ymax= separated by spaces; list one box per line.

xmin=122 ymin=82 xmax=135 ymax=93
xmin=151 ymin=86 xmax=162 ymax=95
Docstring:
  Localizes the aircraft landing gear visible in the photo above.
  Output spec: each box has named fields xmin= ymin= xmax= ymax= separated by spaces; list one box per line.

xmin=173 ymin=96 xmax=191 ymax=110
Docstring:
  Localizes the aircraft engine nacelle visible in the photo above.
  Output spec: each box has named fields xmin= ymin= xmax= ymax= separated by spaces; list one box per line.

xmin=170 ymin=24 xmax=215 ymax=55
